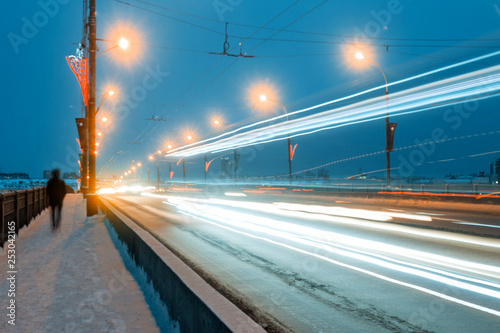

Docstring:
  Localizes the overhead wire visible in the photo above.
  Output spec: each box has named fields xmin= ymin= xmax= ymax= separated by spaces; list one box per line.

xmin=100 ymin=0 xmax=307 ymax=174
xmin=126 ymin=0 xmax=500 ymax=43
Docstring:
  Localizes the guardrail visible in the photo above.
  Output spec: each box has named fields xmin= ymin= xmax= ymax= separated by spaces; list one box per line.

xmin=155 ymin=180 xmax=500 ymax=196
xmin=0 ymin=187 xmax=49 ymax=247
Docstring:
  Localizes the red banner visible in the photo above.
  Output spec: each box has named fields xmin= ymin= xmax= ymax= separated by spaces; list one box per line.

xmin=66 ymin=56 xmax=88 ymax=106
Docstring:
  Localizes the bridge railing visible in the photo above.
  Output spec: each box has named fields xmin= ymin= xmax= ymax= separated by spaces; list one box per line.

xmin=0 ymin=187 xmax=49 ymax=248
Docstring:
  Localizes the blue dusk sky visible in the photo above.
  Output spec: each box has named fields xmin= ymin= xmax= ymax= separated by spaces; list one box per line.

xmin=2 ymin=0 xmax=500 ymax=180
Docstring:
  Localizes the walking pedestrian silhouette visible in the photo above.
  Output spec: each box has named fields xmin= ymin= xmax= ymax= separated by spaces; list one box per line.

xmin=47 ymin=169 xmax=66 ymax=231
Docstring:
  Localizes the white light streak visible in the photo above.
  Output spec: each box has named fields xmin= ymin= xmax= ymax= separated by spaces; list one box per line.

xmin=168 ymin=198 xmax=500 ymax=317
xmin=454 ymin=222 xmax=500 ymax=229
xmin=168 ymin=58 xmax=500 ymax=158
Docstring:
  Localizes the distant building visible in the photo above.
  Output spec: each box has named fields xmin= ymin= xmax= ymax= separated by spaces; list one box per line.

xmin=0 ymin=173 xmax=29 ymax=179
xmin=63 ymin=172 xmax=79 ymax=179
xmin=317 ymin=168 xmax=330 ymax=180
xmin=43 ymin=170 xmax=52 ymax=179
xmin=490 ymin=158 xmax=500 ymax=184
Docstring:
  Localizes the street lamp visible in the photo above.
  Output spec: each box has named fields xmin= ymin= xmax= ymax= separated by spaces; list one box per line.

xmin=86 ymin=0 xmax=132 ymax=215
xmin=355 ymin=52 xmax=396 ymax=186
xmin=259 ymin=95 xmax=295 ymax=185
xmin=118 ymin=37 xmax=129 ymax=50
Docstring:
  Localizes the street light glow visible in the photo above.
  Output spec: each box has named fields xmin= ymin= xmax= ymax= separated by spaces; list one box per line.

xmin=187 ymin=135 xmax=193 ymax=140
xmin=97 ymin=132 xmax=102 ymax=136
xmin=102 ymin=116 xmax=108 ymax=122
xmin=260 ymin=94 xmax=267 ymax=102
xmin=119 ymin=37 xmax=129 ymax=50
xmin=95 ymin=142 xmax=99 ymax=146
xmin=355 ymin=52 xmax=365 ymax=60
xmin=132 ymin=166 xmax=136 ymax=171
xmin=214 ymin=120 xmax=220 ymax=125
xmin=149 ymin=155 xmax=154 ymax=160
xmin=158 ymin=150 xmax=162 ymax=154
xmin=167 ymin=144 xmax=172 ymax=149
xmin=137 ymin=162 xmax=142 ymax=167
xmin=108 ymin=90 xmax=115 ymax=96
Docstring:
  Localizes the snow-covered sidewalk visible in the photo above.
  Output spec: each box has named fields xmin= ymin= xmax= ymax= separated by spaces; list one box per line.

xmin=0 ymin=194 xmax=159 ymax=332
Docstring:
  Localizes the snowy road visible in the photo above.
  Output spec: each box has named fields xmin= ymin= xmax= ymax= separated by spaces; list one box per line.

xmin=103 ymin=191 xmax=500 ymax=333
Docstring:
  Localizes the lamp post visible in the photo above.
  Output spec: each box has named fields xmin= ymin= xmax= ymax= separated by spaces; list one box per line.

xmin=87 ymin=0 xmax=98 ymax=215
xmin=214 ymin=120 xmax=239 ymax=183
xmin=166 ymin=144 xmax=172 ymax=186
xmin=259 ymin=95 xmax=294 ymax=185
xmin=355 ymin=52 xmax=396 ymax=186
xmin=157 ymin=150 xmax=162 ymax=190
xmin=86 ymin=0 xmax=129 ymax=215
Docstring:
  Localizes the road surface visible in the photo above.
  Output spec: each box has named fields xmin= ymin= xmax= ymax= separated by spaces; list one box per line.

xmin=103 ymin=189 xmax=500 ymax=332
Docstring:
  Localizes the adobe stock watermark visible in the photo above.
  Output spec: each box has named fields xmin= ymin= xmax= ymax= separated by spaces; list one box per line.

xmin=351 ymin=0 xmax=409 ymax=44
xmin=7 ymin=0 xmax=72 ymax=54
xmin=408 ymin=285 xmax=461 ymax=330
xmin=114 ymin=64 xmax=170 ymax=121
xmin=51 ymin=145 xmax=81 ymax=175
xmin=63 ymin=247 xmax=132 ymax=332
xmin=213 ymin=0 xmax=243 ymax=22
xmin=397 ymin=99 xmax=481 ymax=178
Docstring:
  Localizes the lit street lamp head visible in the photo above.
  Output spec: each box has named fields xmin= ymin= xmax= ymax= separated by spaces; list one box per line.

xmin=259 ymin=94 xmax=267 ymax=102
xmin=119 ymin=37 xmax=129 ymax=50
xmin=102 ymin=116 xmax=108 ymax=122
xmin=167 ymin=144 xmax=172 ymax=149
xmin=355 ymin=52 xmax=365 ymax=60
xmin=214 ymin=120 xmax=220 ymax=125
xmin=187 ymin=135 xmax=193 ymax=140
xmin=108 ymin=90 xmax=115 ymax=96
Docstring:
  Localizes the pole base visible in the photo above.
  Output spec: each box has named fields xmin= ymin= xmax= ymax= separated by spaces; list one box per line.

xmin=86 ymin=193 xmax=99 ymax=216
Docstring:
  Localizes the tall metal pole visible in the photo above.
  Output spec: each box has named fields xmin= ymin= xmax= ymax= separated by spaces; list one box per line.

xmin=183 ymin=159 xmax=186 ymax=182
xmin=287 ymin=137 xmax=292 ymax=185
xmin=87 ymin=0 xmax=98 ymax=215
xmin=384 ymin=92 xmax=390 ymax=186
xmin=269 ymin=98 xmax=292 ymax=185
xmin=364 ymin=58 xmax=392 ymax=186
xmin=168 ymin=160 xmax=172 ymax=183
xmin=234 ymin=149 xmax=238 ymax=183
xmin=157 ymin=160 xmax=160 ymax=190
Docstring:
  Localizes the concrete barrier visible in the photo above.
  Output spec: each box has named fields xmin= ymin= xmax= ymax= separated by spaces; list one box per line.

xmin=99 ymin=197 xmax=265 ymax=333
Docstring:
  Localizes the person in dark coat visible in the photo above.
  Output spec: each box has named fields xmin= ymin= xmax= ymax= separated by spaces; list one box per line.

xmin=46 ymin=169 xmax=66 ymax=230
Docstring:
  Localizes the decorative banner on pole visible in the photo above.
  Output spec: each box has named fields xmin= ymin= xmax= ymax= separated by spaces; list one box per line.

xmin=75 ymin=118 xmax=87 ymax=149
xmin=387 ymin=123 xmax=397 ymax=152
xmin=205 ymin=160 xmax=213 ymax=172
xmin=290 ymin=143 xmax=298 ymax=161
xmin=66 ymin=55 xmax=88 ymax=105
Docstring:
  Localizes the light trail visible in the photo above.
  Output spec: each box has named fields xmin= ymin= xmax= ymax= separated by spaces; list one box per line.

xmin=156 ymin=195 xmax=500 ymax=317
xmin=166 ymin=50 xmax=500 ymax=157
xmin=142 ymin=193 xmax=500 ymax=249
xmin=168 ymin=64 xmax=500 ymax=157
